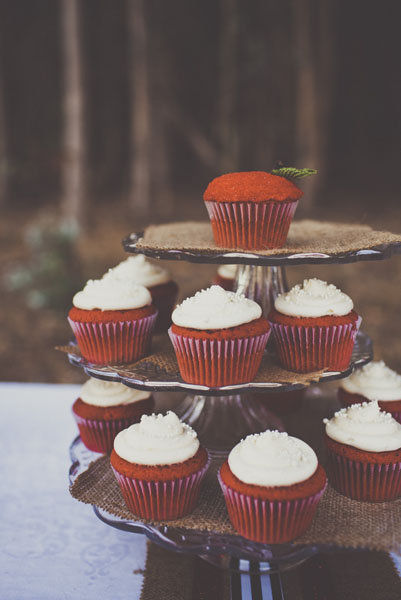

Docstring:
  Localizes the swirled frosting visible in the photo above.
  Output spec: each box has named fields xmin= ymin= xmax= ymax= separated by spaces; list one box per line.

xmin=324 ymin=401 xmax=401 ymax=452
xmin=80 ymin=377 xmax=151 ymax=407
xmin=113 ymin=411 xmax=199 ymax=465
xmin=172 ymin=285 xmax=261 ymax=330
xmin=73 ymin=277 xmax=151 ymax=310
xmin=341 ymin=361 xmax=401 ymax=402
xmin=228 ymin=430 xmax=318 ymax=487
xmin=217 ymin=264 xmax=238 ymax=279
xmin=104 ymin=255 xmax=170 ymax=287
xmin=275 ymin=278 xmax=353 ymax=317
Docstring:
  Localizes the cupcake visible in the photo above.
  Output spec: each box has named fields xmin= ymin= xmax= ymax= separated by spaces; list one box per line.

xmin=168 ymin=285 xmax=271 ymax=387
xmin=111 ymin=411 xmax=210 ymax=520
xmin=268 ymin=278 xmax=361 ymax=373
xmin=203 ymin=171 xmax=302 ymax=250
xmin=68 ymin=277 xmax=157 ymax=364
xmin=72 ymin=377 xmax=154 ymax=453
xmin=219 ymin=430 xmax=327 ymax=543
xmin=213 ymin=264 xmax=238 ymax=291
xmin=324 ymin=401 xmax=401 ymax=501
xmin=104 ymin=255 xmax=178 ymax=332
xmin=338 ymin=361 xmax=401 ymax=424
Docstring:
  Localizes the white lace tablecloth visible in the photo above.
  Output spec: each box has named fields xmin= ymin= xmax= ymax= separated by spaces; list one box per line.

xmin=0 ymin=383 xmax=146 ymax=600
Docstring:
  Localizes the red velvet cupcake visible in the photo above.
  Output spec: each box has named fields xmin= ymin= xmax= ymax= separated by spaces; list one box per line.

xmin=103 ymin=255 xmax=178 ymax=332
xmin=324 ymin=401 xmax=401 ymax=501
xmin=111 ymin=411 xmax=210 ymax=520
xmin=68 ymin=277 xmax=157 ymax=364
xmin=213 ymin=264 xmax=238 ymax=291
xmin=168 ymin=285 xmax=270 ymax=387
xmin=269 ymin=278 xmax=361 ymax=373
xmin=219 ymin=430 xmax=327 ymax=543
xmin=338 ymin=361 xmax=401 ymax=424
xmin=72 ymin=377 xmax=154 ymax=453
xmin=203 ymin=171 xmax=303 ymax=250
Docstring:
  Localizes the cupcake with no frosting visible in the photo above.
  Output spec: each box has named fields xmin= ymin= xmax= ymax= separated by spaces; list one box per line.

xmin=213 ymin=264 xmax=238 ymax=291
xmin=72 ymin=378 xmax=154 ymax=453
xmin=111 ymin=411 xmax=210 ymax=520
xmin=339 ymin=361 xmax=401 ymax=424
xmin=219 ymin=430 xmax=327 ymax=543
xmin=324 ymin=401 xmax=401 ymax=501
xmin=169 ymin=285 xmax=271 ymax=387
xmin=68 ymin=277 xmax=157 ymax=364
xmin=204 ymin=171 xmax=303 ymax=250
xmin=104 ymin=255 xmax=178 ymax=332
xmin=269 ymin=278 xmax=361 ymax=373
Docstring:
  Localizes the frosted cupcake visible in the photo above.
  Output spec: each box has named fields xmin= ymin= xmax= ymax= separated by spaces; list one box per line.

xmin=168 ymin=285 xmax=270 ymax=386
xmin=111 ymin=411 xmax=210 ymax=520
xmin=268 ymin=278 xmax=361 ymax=373
xmin=104 ymin=255 xmax=178 ymax=332
xmin=339 ymin=361 xmax=401 ymax=424
xmin=324 ymin=401 xmax=401 ymax=501
xmin=203 ymin=171 xmax=302 ymax=250
xmin=72 ymin=378 xmax=154 ymax=453
xmin=68 ymin=277 xmax=157 ymax=364
xmin=219 ymin=430 xmax=327 ymax=543
xmin=213 ymin=264 xmax=238 ymax=291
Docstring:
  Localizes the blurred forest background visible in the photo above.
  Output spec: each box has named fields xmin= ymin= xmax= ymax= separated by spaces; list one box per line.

xmin=0 ymin=0 xmax=400 ymax=382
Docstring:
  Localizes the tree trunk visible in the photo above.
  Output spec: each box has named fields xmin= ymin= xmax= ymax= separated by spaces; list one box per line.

xmin=61 ymin=0 xmax=86 ymax=227
xmin=128 ymin=0 xmax=151 ymax=219
xmin=219 ymin=0 xmax=239 ymax=172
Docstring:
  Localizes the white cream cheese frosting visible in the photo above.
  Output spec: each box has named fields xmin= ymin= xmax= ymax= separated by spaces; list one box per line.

xmin=274 ymin=278 xmax=353 ymax=318
xmin=113 ymin=411 xmax=200 ymax=465
xmin=217 ymin=264 xmax=238 ymax=279
xmin=324 ymin=401 xmax=401 ymax=452
xmin=80 ymin=377 xmax=151 ymax=407
xmin=104 ymin=255 xmax=171 ymax=288
xmin=172 ymin=285 xmax=261 ymax=330
xmin=73 ymin=277 xmax=151 ymax=310
xmin=341 ymin=361 xmax=401 ymax=402
xmin=228 ymin=430 xmax=318 ymax=487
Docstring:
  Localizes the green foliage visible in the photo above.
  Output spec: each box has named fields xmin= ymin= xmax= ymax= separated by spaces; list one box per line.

xmin=4 ymin=217 xmax=82 ymax=310
xmin=271 ymin=167 xmax=317 ymax=180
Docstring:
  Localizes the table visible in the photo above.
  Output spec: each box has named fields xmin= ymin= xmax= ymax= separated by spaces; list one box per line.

xmin=1 ymin=382 xmax=400 ymax=600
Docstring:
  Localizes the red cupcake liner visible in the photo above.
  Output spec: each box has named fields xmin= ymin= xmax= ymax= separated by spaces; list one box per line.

xmin=325 ymin=449 xmax=401 ymax=502
xmin=111 ymin=452 xmax=211 ymax=520
xmin=168 ymin=329 xmax=270 ymax=386
xmin=218 ymin=471 xmax=326 ymax=543
xmin=73 ymin=413 xmax=138 ymax=454
xmin=150 ymin=284 xmax=178 ymax=333
xmin=68 ymin=311 xmax=157 ymax=364
xmin=269 ymin=317 xmax=361 ymax=373
xmin=204 ymin=199 xmax=298 ymax=250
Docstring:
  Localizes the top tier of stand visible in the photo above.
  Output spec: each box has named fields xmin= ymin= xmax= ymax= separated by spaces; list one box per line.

xmin=123 ymin=220 xmax=401 ymax=266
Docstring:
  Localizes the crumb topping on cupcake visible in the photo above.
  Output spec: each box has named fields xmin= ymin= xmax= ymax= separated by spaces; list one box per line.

xmin=73 ymin=277 xmax=151 ymax=311
xmin=172 ymin=285 xmax=261 ymax=330
xmin=113 ymin=411 xmax=199 ymax=465
xmin=275 ymin=278 xmax=353 ymax=318
xmin=80 ymin=377 xmax=151 ymax=408
xmin=324 ymin=400 xmax=401 ymax=452
xmin=341 ymin=361 xmax=401 ymax=402
xmin=204 ymin=171 xmax=303 ymax=203
xmin=228 ymin=430 xmax=318 ymax=487
xmin=103 ymin=255 xmax=170 ymax=288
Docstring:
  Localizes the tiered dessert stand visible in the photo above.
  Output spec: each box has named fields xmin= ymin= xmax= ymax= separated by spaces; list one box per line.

xmin=66 ymin=222 xmax=401 ymax=599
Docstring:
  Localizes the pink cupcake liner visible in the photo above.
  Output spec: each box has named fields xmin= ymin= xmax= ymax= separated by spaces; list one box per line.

xmin=218 ymin=471 xmax=326 ymax=543
xmin=204 ymin=199 xmax=298 ymax=249
xmin=168 ymin=329 xmax=271 ymax=386
xmin=111 ymin=452 xmax=211 ymax=520
xmin=325 ymin=450 xmax=401 ymax=502
xmin=269 ymin=316 xmax=361 ymax=373
xmin=68 ymin=311 xmax=157 ymax=364
xmin=73 ymin=413 xmax=137 ymax=454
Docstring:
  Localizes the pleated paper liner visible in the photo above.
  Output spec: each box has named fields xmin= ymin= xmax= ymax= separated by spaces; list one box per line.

xmin=72 ymin=413 xmax=139 ymax=454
